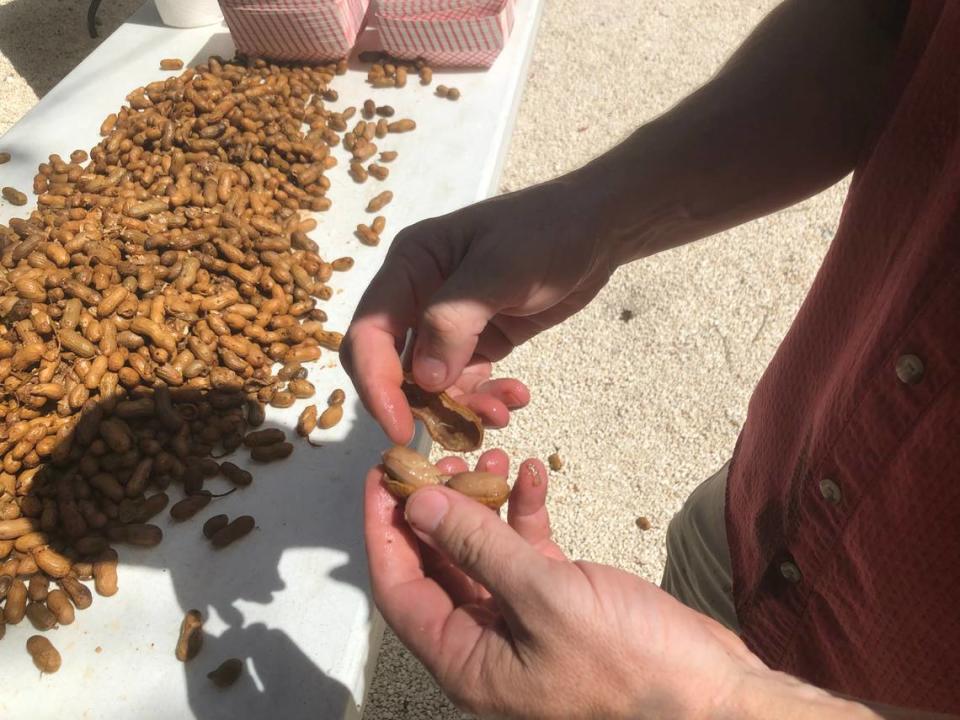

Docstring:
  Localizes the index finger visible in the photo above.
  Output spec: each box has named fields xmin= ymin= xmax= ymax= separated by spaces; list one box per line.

xmin=341 ymin=313 xmax=413 ymax=445
xmin=342 ymin=234 xmax=449 ymax=443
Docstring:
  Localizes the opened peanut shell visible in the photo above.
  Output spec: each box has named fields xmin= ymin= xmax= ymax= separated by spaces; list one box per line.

xmin=401 ymin=377 xmax=483 ymax=452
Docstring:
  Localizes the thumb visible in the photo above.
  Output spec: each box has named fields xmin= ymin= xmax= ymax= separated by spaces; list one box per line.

xmin=413 ymin=277 xmax=496 ymax=390
xmin=405 ymin=486 xmax=549 ymax=605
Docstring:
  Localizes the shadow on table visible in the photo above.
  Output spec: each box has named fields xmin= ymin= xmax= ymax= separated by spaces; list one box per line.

xmin=0 ymin=0 xmax=141 ymax=99
xmin=135 ymin=402 xmax=385 ymax=720
xmin=15 ymin=380 xmax=389 ymax=719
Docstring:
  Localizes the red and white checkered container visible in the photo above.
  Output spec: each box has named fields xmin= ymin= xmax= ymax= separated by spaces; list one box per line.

xmin=375 ymin=0 xmax=515 ymax=68
xmin=219 ymin=0 xmax=370 ymax=62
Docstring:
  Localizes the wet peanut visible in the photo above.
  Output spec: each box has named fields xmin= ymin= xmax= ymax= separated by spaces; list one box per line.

xmin=297 ymin=405 xmax=317 ymax=436
xmin=210 ymin=515 xmax=254 ymax=548
xmin=445 ymin=471 xmax=511 ymax=510
xmin=366 ymin=191 xmax=393 ymax=212
xmin=176 ymin=609 xmax=203 ymax=662
xmin=58 ymin=575 xmax=93 ymax=609
xmin=2 ymin=187 xmax=28 ymax=206
xmin=381 ymin=445 xmax=448 ymax=500
xmin=106 ymin=523 xmax=162 ymax=547
xmin=28 ymin=574 xmax=49 ymax=602
xmin=27 ymin=635 xmax=62 ymax=673
xmin=243 ymin=429 xmax=285 ymax=447
xmin=33 ymin=545 xmax=72 ymax=577
xmin=356 ymin=224 xmax=380 ymax=246
xmin=318 ymin=404 xmax=343 ymax=430
xmin=203 ymin=514 xmax=229 ymax=538
xmin=387 ymin=119 xmax=416 ymax=133
xmin=288 ymin=379 xmax=315 ymax=399
xmin=208 ymin=657 xmax=244 ymax=687
xmin=160 ymin=58 xmax=184 ymax=70
xmin=170 ymin=493 xmax=212 ymax=521
xmin=4 ymin=578 xmax=27 ymax=623
xmin=26 ymin=601 xmax=58 ymax=630
xmin=250 ymin=442 xmax=293 ymax=462
xmin=46 ymin=589 xmax=75 ymax=625
xmin=220 ymin=462 xmax=253 ymax=487
xmin=93 ymin=548 xmax=118 ymax=596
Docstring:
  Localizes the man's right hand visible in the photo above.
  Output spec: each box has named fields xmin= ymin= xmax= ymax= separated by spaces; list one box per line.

xmin=341 ymin=174 xmax=615 ymax=444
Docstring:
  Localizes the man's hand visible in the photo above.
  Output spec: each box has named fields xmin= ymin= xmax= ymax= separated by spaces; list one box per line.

xmin=341 ymin=177 xmax=614 ymax=444
xmin=365 ymin=454 xmax=764 ymax=719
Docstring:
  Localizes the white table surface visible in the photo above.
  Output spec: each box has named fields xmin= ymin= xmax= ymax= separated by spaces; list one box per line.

xmin=0 ymin=1 xmax=543 ymax=718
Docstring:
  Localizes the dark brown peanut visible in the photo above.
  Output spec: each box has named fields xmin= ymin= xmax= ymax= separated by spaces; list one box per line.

xmin=220 ymin=462 xmax=253 ymax=487
xmin=203 ymin=514 xmax=229 ymax=538
xmin=243 ymin=429 xmax=286 ymax=447
xmin=210 ymin=515 xmax=255 ymax=548
xmin=208 ymin=657 xmax=244 ymax=687
xmin=250 ymin=442 xmax=293 ymax=462
xmin=170 ymin=493 xmax=212 ymax=521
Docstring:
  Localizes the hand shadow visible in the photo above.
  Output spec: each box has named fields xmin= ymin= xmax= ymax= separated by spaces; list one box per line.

xmin=183 ymin=622 xmax=352 ymax=720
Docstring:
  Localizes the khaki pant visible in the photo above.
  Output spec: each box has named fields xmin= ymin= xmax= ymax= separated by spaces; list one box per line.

xmin=660 ymin=462 xmax=741 ymax=633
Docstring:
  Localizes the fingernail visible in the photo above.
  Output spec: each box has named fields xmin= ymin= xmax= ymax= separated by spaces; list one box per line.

xmin=415 ymin=356 xmax=447 ymax=387
xmin=526 ymin=461 xmax=543 ymax=487
xmin=405 ymin=489 xmax=449 ymax=533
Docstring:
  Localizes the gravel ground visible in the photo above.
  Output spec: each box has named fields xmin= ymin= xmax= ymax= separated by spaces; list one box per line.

xmin=0 ymin=1 xmax=849 ymax=717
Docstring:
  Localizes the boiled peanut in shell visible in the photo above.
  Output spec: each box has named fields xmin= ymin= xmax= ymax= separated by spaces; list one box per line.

xmin=27 ymin=635 xmax=61 ymax=673
xmin=381 ymin=445 xmax=448 ymax=499
xmin=208 ymin=657 xmax=244 ymax=688
xmin=381 ymin=446 xmax=511 ymax=510
xmin=176 ymin=609 xmax=203 ymax=662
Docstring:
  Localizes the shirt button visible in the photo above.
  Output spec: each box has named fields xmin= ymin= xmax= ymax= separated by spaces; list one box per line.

xmin=779 ymin=561 xmax=802 ymax=584
xmin=895 ymin=354 xmax=924 ymax=384
xmin=819 ymin=478 xmax=842 ymax=505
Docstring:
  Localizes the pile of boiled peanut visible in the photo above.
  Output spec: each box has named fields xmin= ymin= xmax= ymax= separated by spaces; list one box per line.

xmin=0 ymin=46 xmax=486 ymax=682
xmin=0 ymin=50 xmax=460 ymax=679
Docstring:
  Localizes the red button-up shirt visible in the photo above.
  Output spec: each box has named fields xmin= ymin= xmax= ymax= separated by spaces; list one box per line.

xmin=726 ymin=0 xmax=960 ymax=712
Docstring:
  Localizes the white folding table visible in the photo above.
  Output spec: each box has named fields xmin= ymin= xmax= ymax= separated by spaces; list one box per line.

xmin=0 ymin=2 xmax=543 ymax=717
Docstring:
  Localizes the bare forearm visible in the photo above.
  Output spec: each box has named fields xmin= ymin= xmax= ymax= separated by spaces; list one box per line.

xmin=569 ymin=0 xmax=908 ymax=264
